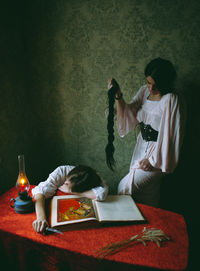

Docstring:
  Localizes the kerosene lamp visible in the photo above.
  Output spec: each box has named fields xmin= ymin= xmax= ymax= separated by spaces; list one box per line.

xmin=10 ymin=154 xmax=34 ymax=214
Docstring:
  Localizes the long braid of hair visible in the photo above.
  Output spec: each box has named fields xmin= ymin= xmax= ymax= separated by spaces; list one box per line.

xmin=105 ymin=79 xmax=119 ymax=171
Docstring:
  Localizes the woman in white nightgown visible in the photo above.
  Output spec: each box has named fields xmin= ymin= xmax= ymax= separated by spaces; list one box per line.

xmin=108 ymin=58 xmax=185 ymax=207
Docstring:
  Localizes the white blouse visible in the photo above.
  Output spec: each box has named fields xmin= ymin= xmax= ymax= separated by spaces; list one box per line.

xmin=117 ymin=85 xmax=185 ymax=173
xmin=31 ymin=165 xmax=108 ymax=201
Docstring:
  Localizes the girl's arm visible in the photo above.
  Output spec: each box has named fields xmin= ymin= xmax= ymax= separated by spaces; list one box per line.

xmin=31 ymin=166 xmax=70 ymax=199
xmin=32 ymin=166 xmax=69 ymax=233
xmin=72 ymin=190 xmax=96 ymax=200
xmin=72 ymin=183 xmax=109 ymax=201
xmin=32 ymin=193 xmax=49 ymax=233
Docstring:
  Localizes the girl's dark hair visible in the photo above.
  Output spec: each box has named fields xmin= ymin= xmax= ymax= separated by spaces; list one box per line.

xmin=144 ymin=57 xmax=177 ymax=94
xmin=68 ymin=165 xmax=102 ymax=192
xmin=105 ymin=79 xmax=119 ymax=171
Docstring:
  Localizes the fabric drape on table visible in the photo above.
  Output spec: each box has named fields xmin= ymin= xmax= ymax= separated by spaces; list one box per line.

xmin=0 ymin=186 xmax=189 ymax=271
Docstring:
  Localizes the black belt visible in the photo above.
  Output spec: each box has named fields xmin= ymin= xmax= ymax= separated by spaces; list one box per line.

xmin=139 ymin=122 xmax=158 ymax=142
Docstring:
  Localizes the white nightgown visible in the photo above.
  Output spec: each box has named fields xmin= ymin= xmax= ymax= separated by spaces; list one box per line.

xmin=117 ymin=85 xmax=185 ymax=207
xmin=32 ymin=165 xmax=108 ymax=201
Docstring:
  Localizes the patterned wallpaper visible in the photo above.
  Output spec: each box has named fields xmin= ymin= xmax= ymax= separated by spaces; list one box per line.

xmin=0 ymin=0 xmax=200 ymax=194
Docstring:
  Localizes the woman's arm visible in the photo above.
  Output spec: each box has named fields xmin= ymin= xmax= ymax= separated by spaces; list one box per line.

xmin=108 ymin=78 xmax=126 ymax=118
xmin=138 ymin=158 xmax=153 ymax=171
xmin=109 ymin=79 xmax=146 ymax=138
xmin=148 ymin=94 xmax=185 ymax=173
xmin=116 ymin=91 xmax=126 ymax=119
xmin=32 ymin=193 xmax=49 ymax=233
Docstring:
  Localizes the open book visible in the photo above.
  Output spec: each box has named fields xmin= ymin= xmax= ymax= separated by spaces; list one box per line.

xmin=50 ymin=195 xmax=145 ymax=230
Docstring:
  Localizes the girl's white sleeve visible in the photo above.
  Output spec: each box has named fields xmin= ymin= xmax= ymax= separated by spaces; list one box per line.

xmin=92 ymin=181 xmax=109 ymax=201
xmin=32 ymin=165 xmax=74 ymax=198
xmin=116 ymin=85 xmax=146 ymax=137
xmin=149 ymin=94 xmax=186 ymax=173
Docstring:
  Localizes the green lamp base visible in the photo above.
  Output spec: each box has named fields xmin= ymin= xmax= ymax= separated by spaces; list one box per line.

xmin=10 ymin=191 xmax=35 ymax=214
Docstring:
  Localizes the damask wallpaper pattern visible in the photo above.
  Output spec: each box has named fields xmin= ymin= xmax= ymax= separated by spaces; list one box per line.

xmin=0 ymin=0 xmax=200 ymax=194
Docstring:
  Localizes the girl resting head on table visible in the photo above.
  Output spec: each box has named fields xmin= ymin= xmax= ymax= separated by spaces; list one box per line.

xmin=32 ymin=165 xmax=108 ymax=233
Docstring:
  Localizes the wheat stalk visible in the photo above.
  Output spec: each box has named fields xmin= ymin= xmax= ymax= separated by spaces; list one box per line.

xmin=95 ymin=227 xmax=171 ymax=258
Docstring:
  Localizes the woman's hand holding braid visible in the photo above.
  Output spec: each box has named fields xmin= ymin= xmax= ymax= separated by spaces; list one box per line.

xmin=107 ymin=78 xmax=121 ymax=99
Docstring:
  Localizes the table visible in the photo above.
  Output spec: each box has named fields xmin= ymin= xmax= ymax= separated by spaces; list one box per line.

xmin=0 ymin=186 xmax=188 ymax=271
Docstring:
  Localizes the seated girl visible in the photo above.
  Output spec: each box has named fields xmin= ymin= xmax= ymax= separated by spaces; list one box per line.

xmin=32 ymin=165 xmax=108 ymax=233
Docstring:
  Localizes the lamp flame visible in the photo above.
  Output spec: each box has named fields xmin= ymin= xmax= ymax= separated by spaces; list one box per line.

xmin=19 ymin=177 xmax=27 ymax=185
xmin=16 ymin=174 xmax=30 ymax=193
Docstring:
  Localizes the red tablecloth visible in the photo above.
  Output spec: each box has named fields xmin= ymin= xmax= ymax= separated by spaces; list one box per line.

xmin=0 ymin=186 xmax=188 ymax=271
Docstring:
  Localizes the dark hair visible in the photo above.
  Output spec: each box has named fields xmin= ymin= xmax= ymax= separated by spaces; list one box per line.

xmin=144 ymin=57 xmax=177 ymax=94
xmin=105 ymin=79 xmax=119 ymax=171
xmin=68 ymin=165 xmax=102 ymax=192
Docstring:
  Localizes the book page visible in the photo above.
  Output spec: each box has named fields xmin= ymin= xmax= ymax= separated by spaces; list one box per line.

xmin=51 ymin=195 xmax=97 ymax=227
xmin=94 ymin=195 xmax=145 ymax=222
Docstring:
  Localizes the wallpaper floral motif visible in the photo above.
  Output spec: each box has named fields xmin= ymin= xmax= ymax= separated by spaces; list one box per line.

xmin=0 ymin=0 xmax=200 ymax=194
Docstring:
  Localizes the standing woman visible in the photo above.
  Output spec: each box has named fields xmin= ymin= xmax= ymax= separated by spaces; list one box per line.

xmin=108 ymin=57 xmax=185 ymax=207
